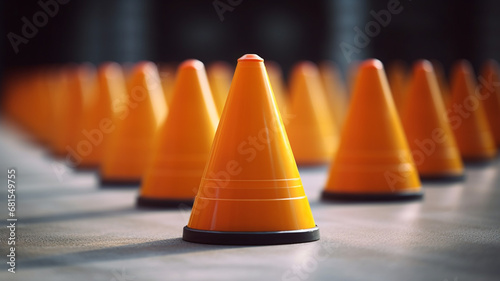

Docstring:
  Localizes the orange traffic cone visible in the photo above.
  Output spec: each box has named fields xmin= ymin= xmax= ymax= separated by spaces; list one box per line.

xmin=101 ymin=61 xmax=168 ymax=185
xmin=448 ymin=60 xmax=496 ymax=163
xmin=3 ymin=70 xmax=32 ymax=133
xmin=387 ymin=60 xmax=409 ymax=115
xmin=319 ymin=61 xmax=349 ymax=129
xmin=207 ymin=61 xmax=233 ymax=116
xmin=265 ymin=61 xmax=289 ymax=115
xmin=1 ymin=72 xmax=17 ymax=121
xmin=49 ymin=65 xmax=83 ymax=158
xmin=29 ymin=68 xmax=52 ymax=144
xmin=183 ymin=54 xmax=319 ymax=245
xmin=68 ymin=63 xmax=120 ymax=169
xmin=158 ymin=63 xmax=176 ymax=106
xmin=68 ymin=64 xmax=99 ymax=169
xmin=347 ymin=60 xmax=360 ymax=94
xmin=401 ymin=60 xmax=464 ymax=182
xmin=432 ymin=60 xmax=451 ymax=108
xmin=286 ymin=61 xmax=339 ymax=165
xmin=322 ymin=59 xmax=422 ymax=201
xmin=479 ymin=60 xmax=500 ymax=148
xmin=95 ymin=62 xmax=128 ymax=154
xmin=138 ymin=60 xmax=219 ymax=208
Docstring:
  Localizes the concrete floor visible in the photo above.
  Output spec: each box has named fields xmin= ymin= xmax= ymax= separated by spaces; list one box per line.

xmin=0 ymin=121 xmax=499 ymax=281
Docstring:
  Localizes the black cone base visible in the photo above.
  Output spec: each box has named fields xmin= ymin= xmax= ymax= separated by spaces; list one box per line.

xmin=321 ymin=190 xmax=423 ymax=202
xmin=136 ymin=197 xmax=194 ymax=209
xmin=464 ymin=156 xmax=496 ymax=167
xmin=182 ymin=226 xmax=320 ymax=245
xmin=100 ymin=178 xmax=140 ymax=188
xmin=75 ymin=164 xmax=99 ymax=171
xmin=420 ymin=173 xmax=465 ymax=183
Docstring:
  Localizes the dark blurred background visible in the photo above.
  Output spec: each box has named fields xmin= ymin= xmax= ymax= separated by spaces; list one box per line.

xmin=1 ymin=0 xmax=500 ymax=92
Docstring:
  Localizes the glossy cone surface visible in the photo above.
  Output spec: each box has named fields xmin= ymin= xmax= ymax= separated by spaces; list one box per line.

xmin=101 ymin=62 xmax=168 ymax=184
xmin=286 ymin=61 xmax=338 ymax=165
xmin=479 ymin=60 xmax=500 ymax=148
xmin=138 ymin=60 xmax=218 ymax=207
xmin=184 ymin=54 xmax=318 ymax=245
xmin=323 ymin=59 xmax=422 ymax=201
xmin=449 ymin=61 xmax=496 ymax=162
xmin=401 ymin=60 xmax=464 ymax=181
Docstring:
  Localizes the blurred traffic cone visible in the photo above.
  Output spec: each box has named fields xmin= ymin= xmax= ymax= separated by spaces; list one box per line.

xmin=432 ymin=60 xmax=451 ymax=108
xmin=138 ymin=60 xmax=219 ymax=208
xmin=101 ymin=62 xmax=168 ymax=185
xmin=265 ymin=61 xmax=289 ymax=115
xmin=207 ymin=62 xmax=232 ymax=115
xmin=286 ymin=61 xmax=338 ymax=165
xmin=319 ymin=61 xmax=349 ymax=130
xmin=4 ymin=70 xmax=33 ymax=133
xmin=387 ymin=60 xmax=409 ymax=115
xmin=29 ymin=68 xmax=52 ymax=144
xmin=69 ymin=63 xmax=121 ymax=169
xmin=49 ymin=65 xmax=83 ymax=158
xmin=159 ymin=63 xmax=176 ymax=106
xmin=66 ymin=64 xmax=100 ymax=169
xmin=44 ymin=68 xmax=63 ymax=148
xmin=401 ymin=60 xmax=464 ymax=182
xmin=479 ymin=60 xmax=500 ymax=148
xmin=448 ymin=60 xmax=496 ymax=162
xmin=183 ymin=54 xmax=319 ymax=245
xmin=347 ymin=60 xmax=360 ymax=94
xmin=6 ymin=68 xmax=47 ymax=143
xmin=322 ymin=59 xmax=422 ymax=201
xmin=1 ymin=72 xmax=18 ymax=121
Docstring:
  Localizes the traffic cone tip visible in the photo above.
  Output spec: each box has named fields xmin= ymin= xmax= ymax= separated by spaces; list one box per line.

xmin=238 ymin=54 xmax=263 ymax=62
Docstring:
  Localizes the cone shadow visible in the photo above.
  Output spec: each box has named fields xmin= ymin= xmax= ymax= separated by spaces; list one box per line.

xmin=19 ymin=207 xmax=139 ymax=224
xmin=20 ymin=238 xmax=252 ymax=268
